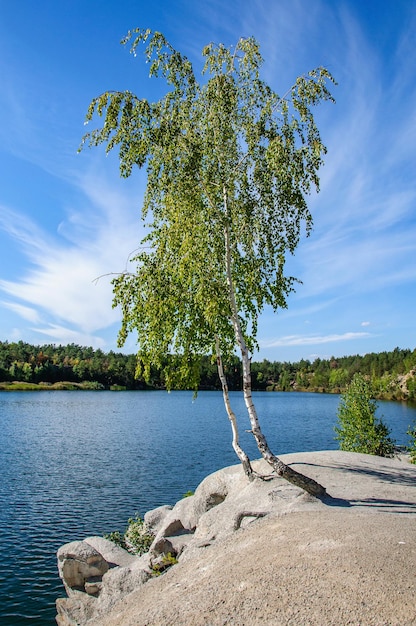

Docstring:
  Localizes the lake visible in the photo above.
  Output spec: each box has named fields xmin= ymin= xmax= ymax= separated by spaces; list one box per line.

xmin=0 ymin=390 xmax=415 ymax=625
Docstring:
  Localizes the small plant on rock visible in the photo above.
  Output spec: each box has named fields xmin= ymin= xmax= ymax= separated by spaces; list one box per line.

xmin=124 ymin=514 xmax=154 ymax=555
xmin=104 ymin=514 xmax=154 ymax=556
xmin=151 ymin=552 xmax=178 ymax=576
xmin=103 ymin=530 xmax=126 ymax=550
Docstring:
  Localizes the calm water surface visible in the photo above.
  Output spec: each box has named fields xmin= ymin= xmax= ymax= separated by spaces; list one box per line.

xmin=0 ymin=390 xmax=414 ymax=625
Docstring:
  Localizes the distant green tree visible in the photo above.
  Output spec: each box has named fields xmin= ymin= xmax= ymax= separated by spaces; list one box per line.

xmin=335 ymin=373 xmax=395 ymax=457
xmin=81 ymin=29 xmax=335 ymax=495
xmin=329 ymin=367 xmax=349 ymax=389
xmin=279 ymin=369 xmax=292 ymax=391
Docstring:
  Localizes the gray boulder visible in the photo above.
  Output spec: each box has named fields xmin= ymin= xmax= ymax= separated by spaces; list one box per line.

xmin=95 ymin=555 xmax=152 ymax=613
xmin=57 ymin=541 xmax=109 ymax=597
xmin=56 ymin=456 xmax=321 ymax=624
xmin=56 ymin=539 xmax=152 ymax=623
xmin=148 ymin=469 xmax=231 ymax=558
xmin=143 ymin=504 xmax=173 ymax=535
xmin=84 ymin=536 xmax=138 ymax=568
xmin=56 ymin=594 xmax=97 ymax=626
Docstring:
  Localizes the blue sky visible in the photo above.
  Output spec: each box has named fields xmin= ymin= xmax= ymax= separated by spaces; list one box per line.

xmin=0 ymin=0 xmax=415 ymax=362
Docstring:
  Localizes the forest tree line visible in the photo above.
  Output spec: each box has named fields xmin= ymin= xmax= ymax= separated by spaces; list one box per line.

xmin=0 ymin=341 xmax=415 ymax=401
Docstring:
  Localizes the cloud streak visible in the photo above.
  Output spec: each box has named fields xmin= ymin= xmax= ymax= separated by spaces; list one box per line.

xmin=1 ymin=301 xmax=42 ymax=324
xmin=283 ymin=7 xmax=416 ymax=309
xmin=262 ymin=332 xmax=372 ymax=349
xmin=0 ymin=168 xmax=145 ymax=343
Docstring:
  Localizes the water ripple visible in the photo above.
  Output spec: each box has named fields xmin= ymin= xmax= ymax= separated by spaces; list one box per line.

xmin=0 ymin=390 xmax=413 ymax=625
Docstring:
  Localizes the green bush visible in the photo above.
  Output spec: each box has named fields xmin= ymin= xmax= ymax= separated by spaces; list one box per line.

xmin=104 ymin=514 xmax=154 ymax=556
xmin=335 ymin=373 xmax=395 ymax=457
xmin=79 ymin=380 xmax=105 ymax=390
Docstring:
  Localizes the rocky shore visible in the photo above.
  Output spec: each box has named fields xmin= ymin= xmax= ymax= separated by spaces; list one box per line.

xmin=56 ymin=451 xmax=416 ymax=625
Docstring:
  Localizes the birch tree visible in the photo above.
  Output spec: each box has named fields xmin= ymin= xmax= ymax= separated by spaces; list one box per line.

xmin=81 ymin=29 xmax=335 ymax=496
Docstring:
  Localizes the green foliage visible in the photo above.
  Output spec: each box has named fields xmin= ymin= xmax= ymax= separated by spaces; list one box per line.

xmin=151 ymin=552 xmax=178 ymax=576
xmin=407 ymin=423 xmax=416 ymax=464
xmin=0 ymin=341 xmax=146 ymax=389
xmin=335 ymin=373 xmax=395 ymax=457
xmin=77 ymin=381 xmax=105 ymax=390
xmin=103 ymin=530 xmax=125 ymax=549
xmin=123 ymin=514 xmax=154 ymax=556
xmin=182 ymin=490 xmax=194 ymax=498
xmin=104 ymin=514 xmax=154 ymax=556
xmin=80 ymin=29 xmax=335 ymax=390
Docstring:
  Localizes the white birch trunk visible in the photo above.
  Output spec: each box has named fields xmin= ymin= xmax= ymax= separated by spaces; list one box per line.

xmin=215 ymin=337 xmax=253 ymax=479
xmin=222 ymin=186 xmax=326 ymax=498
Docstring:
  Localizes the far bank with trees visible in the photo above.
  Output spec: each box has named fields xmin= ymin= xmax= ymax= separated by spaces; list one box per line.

xmin=1 ymin=340 xmax=415 ymax=402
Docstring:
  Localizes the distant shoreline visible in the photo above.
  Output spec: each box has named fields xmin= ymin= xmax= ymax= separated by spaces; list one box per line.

xmin=1 ymin=381 xmax=415 ymax=405
xmin=0 ymin=381 xmax=112 ymax=392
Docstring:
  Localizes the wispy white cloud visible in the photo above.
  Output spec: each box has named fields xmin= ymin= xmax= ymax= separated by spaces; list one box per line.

xmin=262 ymin=332 xmax=371 ymax=349
xmin=30 ymin=324 xmax=107 ymax=348
xmin=0 ymin=169 xmax=144 ymax=343
xmin=296 ymin=226 xmax=416 ymax=301
xmin=286 ymin=8 xmax=416 ymax=305
xmin=0 ymin=205 xmax=50 ymax=259
xmin=1 ymin=301 xmax=42 ymax=324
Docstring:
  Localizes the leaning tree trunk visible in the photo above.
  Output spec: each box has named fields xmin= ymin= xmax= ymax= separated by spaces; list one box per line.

xmin=238 ymin=339 xmax=326 ymax=497
xmin=215 ymin=337 xmax=254 ymax=480
xmin=222 ymin=205 xmax=326 ymax=498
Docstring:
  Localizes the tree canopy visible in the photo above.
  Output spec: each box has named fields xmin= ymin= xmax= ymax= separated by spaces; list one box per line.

xmin=81 ymin=30 xmax=335 ymax=389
